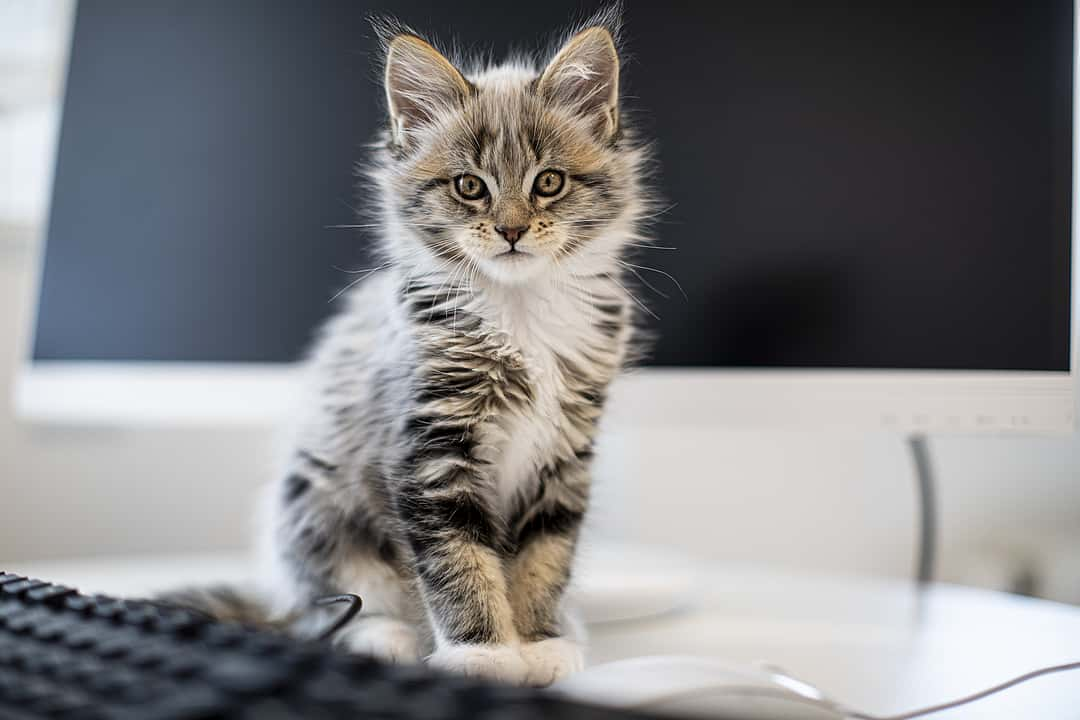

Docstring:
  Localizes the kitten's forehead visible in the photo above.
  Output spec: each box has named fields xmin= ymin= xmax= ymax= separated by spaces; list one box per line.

xmin=459 ymin=71 xmax=542 ymax=177
xmin=434 ymin=68 xmax=601 ymax=180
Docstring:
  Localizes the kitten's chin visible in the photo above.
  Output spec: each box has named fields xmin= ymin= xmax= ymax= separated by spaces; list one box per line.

xmin=477 ymin=251 xmax=550 ymax=285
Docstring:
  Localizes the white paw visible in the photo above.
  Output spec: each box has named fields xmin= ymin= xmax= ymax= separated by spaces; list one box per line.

xmin=336 ymin=617 xmax=421 ymax=663
xmin=427 ymin=644 xmax=530 ymax=684
xmin=520 ymin=637 xmax=585 ymax=687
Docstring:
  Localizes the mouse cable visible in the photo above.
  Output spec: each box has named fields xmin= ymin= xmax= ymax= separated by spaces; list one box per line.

xmin=634 ymin=660 xmax=1080 ymax=719
xmin=846 ymin=660 xmax=1080 ymax=720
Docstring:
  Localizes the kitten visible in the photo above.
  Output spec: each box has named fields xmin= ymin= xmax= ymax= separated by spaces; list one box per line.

xmin=171 ymin=10 xmax=653 ymax=688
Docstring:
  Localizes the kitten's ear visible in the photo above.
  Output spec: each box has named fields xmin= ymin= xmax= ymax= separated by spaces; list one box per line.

xmin=538 ymin=26 xmax=620 ymax=140
xmin=384 ymin=34 xmax=470 ymax=143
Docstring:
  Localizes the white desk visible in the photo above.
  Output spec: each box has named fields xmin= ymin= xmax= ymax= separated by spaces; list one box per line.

xmin=584 ymin=565 xmax=1080 ymax=718
xmin=10 ymin=546 xmax=1080 ymax=719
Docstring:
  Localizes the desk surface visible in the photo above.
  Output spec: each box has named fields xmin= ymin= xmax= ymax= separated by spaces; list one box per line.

xmin=9 ymin=545 xmax=1080 ymax=719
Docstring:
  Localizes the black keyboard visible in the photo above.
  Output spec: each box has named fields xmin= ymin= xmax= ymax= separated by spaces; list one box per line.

xmin=0 ymin=571 xmax=658 ymax=720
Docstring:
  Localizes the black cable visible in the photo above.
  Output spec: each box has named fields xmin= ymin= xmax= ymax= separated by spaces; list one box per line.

xmin=313 ymin=593 xmax=363 ymax=642
xmin=908 ymin=434 xmax=937 ymax=585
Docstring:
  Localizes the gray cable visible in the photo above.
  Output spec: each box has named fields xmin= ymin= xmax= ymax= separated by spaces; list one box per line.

xmin=634 ymin=661 xmax=1080 ymax=719
xmin=848 ymin=660 xmax=1080 ymax=720
xmin=908 ymin=434 xmax=936 ymax=585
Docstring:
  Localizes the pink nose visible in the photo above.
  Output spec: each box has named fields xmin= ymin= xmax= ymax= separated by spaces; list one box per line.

xmin=495 ymin=225 xmax=527 ymax=246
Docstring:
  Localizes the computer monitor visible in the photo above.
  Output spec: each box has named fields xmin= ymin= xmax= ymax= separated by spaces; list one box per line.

xmin=16 ymin=0 xmax=1077 ymax=433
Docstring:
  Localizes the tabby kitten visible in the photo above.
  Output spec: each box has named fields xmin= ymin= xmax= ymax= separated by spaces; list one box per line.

xmin=182 ymin=12 xmax=653 ymax=687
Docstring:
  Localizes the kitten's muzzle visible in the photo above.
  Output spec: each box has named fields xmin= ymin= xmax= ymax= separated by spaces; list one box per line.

xmin=495 ymin=225 xmax=528 ymax=249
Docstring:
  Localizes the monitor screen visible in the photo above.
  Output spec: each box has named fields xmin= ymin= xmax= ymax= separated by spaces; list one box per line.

xmin=34 ymin=0 xmax=1073 ymax=371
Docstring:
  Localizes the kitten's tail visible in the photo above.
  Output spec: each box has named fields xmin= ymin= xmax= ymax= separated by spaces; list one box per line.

xmin=155 ymin=584 xmax=283 ymax=629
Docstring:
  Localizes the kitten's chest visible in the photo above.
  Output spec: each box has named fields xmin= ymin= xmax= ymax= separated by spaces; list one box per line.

xmin=488 ymin=352 xmax=572 ymax=513
xmin=482 ymin=295 xmax=619 ymax=512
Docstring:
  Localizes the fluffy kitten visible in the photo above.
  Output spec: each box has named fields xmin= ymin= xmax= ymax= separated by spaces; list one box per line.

xmin=173 ymin=11 xmax=653 ymax=688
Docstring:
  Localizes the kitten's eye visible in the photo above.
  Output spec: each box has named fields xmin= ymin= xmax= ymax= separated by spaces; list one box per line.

xmin=533 ymin=169 xmax=565 ymax=197
xmin=454 ymin=174 xmax=488 ymax=200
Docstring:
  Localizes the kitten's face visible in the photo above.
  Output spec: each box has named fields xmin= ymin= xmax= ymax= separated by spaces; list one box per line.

xmin=380 ymin=28 xmax=634 ymax=285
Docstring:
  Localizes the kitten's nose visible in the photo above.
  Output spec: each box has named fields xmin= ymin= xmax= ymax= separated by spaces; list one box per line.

xmin=495 ymin=225 xmax=527 ymax=247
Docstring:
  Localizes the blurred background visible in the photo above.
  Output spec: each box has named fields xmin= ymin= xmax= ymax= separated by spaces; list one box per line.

xmin=1 ymin=0 xmax=1079 ymax=607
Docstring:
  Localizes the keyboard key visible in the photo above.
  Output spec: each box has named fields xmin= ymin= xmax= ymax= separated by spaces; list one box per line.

xmin=7 ymin=609 xmax=50 ymax=635
xmin=303 ymin=670 xmax=357 ymax=703
xmin=0 ymin=579 xmax=48 ymax=598
xmin=19 ymin=650 xmax=59 ymax=675
xmin=126 ymin=642 xmax=169 ymax=669
xmin=157 ymin=651 xmax=202 ymax=679
xmin=86 ymin=668 xmax=138 ymax=696
xmin=31 ymin=690 xmax=95 ymax=716
xmin=94 ymin=634 xmax=136 ymax=660
xmin=26 ymin=585 xmax=77 ymax=606
xmin=119 ymin=605 xmax=158 ymax=629
xmin=63 ymin=596 xmax=94 ymax=615
xmin=31 ymin=618 xmax=71 ymax=642
xmin=23 ymin=679 xmax=66 ymax=708
xmin=0 ymin=678 xmax=35 ymax=703
xmin=0 ymin=646 xmax=16 ymax=666
xmin=201 ymin=623 xmax=249 ymax=648
xmin=90 ymin=598 xmax=127 ymax=621
xmin=61 ymin=626 xmax=101 ymax=650
xmin=35 ymin=649 xmax=69 ymax=677
xmin=149 ymin=686 xmax=231 ymax=720
xmin=154 ymin=610 xmax=205 ymax=635
xmin=70 ymin=657 xmax=107 ymax=683
xmin=244 ymin=634 xmax=292 ymax=656
xmin=206 ymin=656 xmax=290 ymax=695
xmin=115 ymin=677 xmax=170 ymax=704
xmin=0 ymin=603 xmax=25 ymax=623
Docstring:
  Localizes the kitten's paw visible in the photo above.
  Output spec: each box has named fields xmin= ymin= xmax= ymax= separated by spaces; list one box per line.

xmin=427 ymin=644 xmax=530 ymax=684
xmin=336 ymin=617 xmax=421 ymax=664
xmin=520 ymin=637 xmax=585 ymax=687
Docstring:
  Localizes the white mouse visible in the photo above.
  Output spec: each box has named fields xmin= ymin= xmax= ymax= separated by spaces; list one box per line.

xmin=553 ymin=655 xmax=849 ymax=720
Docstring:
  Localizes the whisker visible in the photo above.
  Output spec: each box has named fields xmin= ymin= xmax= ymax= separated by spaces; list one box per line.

xmin=325 ymin=222 xmax=450 ymax=230
xmin=332 ymin=263 xmax=388 ymax=275
xmin=637 ymin=202 xmax=680 ymax=222
xmin=621 ymin=261 xmax=688 ymax=300
xmin=324 ymin=224 xmax=383 ymax=230
xmin=623 ymin=241 xmax=677 ymax=251
xmin=336 ymin=198 xmax=366 ymax=216
xmin=547 ymin=218 xmax=620 ymax=227
xmin=618 ymin=261 xmax=669 ymax=300
xmin=603 ymin=270 xmax=660 ymax=321
xmin=327 ymin=261 xmax=391 ymax=303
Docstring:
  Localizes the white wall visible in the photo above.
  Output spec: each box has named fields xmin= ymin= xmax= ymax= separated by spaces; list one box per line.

xmin=1 ymin=1 xmax=1078 ymax=602
xmin=592 ymin=428 xmax=1080 ymax=595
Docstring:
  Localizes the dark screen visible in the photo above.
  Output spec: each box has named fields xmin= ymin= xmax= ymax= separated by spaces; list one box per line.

xmin=35 ymin=0 xmax=1073 ymax=370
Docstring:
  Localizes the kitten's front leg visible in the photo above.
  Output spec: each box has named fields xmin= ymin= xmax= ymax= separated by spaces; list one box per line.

xmin=396 ymin=432 xmax=528 ymax=683
xmin=396 ymin=318 xmax=540 ymax=682
xmin=508 ymin=459 xmax=589 ymax=686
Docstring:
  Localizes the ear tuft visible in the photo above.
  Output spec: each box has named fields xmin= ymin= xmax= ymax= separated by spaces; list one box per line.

xmin=538 ymin=26 xmax=620 ymax=140
xmin=384 ymin=34 xmax=470 ymax=144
